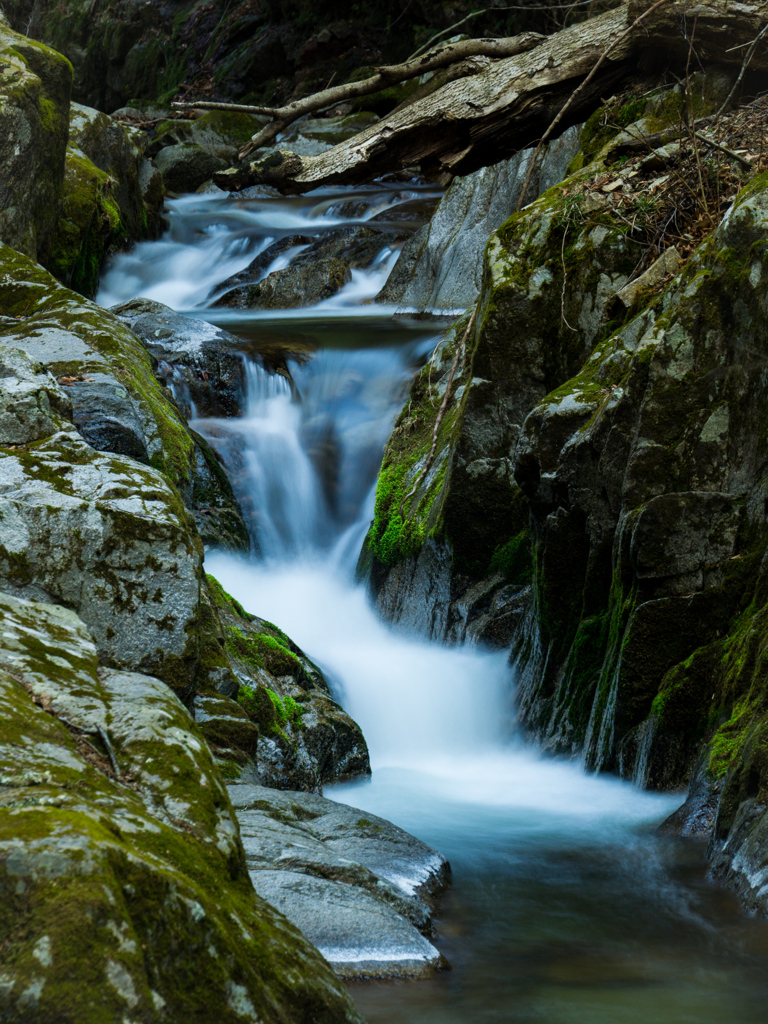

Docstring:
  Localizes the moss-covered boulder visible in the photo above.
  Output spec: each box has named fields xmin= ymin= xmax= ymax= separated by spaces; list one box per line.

xmin=510 ymin=174 xmax=768 ymax=779
xmin=0 ymin=588 xmax=362 ymax=1023
xmin=45 ymin=102 xmax=164 ymax=297
xmin=148 ymin=110 xmax=269 ymax=160
xmin=203 ymin=574 xmax=371 ymax=792
xmin=361 ymin=163 xmax=641 ymax=643
xmin=0 ymin=244 xmax=248 ymax=551
xmin=0 ymin=387 xmax=204 ymax=697
xmin=0 ymin=16 xmax=71 ymax=260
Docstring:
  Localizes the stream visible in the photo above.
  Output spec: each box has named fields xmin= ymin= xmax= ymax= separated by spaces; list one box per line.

xmin=99 ymin=186 xmax=768 ymax=1023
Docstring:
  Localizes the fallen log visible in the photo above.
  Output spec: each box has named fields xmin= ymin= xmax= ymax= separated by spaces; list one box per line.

xmin=211 ymin=0 xmax=768 ymax=195
xmin=173 ymin=33 xmax=545 ymax=155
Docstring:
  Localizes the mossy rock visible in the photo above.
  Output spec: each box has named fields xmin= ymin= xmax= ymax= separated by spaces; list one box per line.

xmin=0 ymin=588 xmax=362 ymax=1023
xmin=0 ymin=20 xmax=72 ymax=260
xmin=205 ymin=572 xmax=370 ymax=791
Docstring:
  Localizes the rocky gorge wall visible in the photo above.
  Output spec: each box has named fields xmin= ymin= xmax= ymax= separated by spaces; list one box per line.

xmin=364 ymin=80 xmax=768 ymax=911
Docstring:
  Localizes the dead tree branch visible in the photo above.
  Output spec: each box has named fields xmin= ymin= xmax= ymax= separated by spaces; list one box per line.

xmin=174 ymin=33 xmax=544 ymax=156
xmin=209 ymin=1 xmax=768 ymax=195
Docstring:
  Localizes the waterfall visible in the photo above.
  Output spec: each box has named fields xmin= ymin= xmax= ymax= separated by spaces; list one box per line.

xmin=95 ymin=184 xmax=765 ymax=1024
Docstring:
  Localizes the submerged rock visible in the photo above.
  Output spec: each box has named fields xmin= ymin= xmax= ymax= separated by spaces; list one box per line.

xmin=0 ymin=590 xmax=363 ymax=1024
xmin=230 ymin=784 xmax=449 ymax=978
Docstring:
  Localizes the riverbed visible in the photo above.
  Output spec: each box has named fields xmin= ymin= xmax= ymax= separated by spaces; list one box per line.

xmin=99 ymin=185 xmax=768 ymax=1023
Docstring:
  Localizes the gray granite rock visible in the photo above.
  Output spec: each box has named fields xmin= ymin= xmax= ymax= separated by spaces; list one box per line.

xmin=229 ymin=783 xmax=450 ymax=978
xmin=379 ymin=124 xmax=583 ymax=312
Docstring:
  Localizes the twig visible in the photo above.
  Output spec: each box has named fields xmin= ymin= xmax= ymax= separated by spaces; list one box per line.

xmin=694 ymin=131 xmax=752 ymax=169
xmin=97 ymin=726 xmax=121 ymax=777
xmin=399 ymin=307 xmax=477 ymax=520
xmin=560 ymin=224 xmax=579 ymax=332
xmin=515 ymin=0 xmax=673 ymax=212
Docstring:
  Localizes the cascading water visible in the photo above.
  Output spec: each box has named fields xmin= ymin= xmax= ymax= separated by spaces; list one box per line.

xmin=100 ymin=186 xmax=768 ymax=1024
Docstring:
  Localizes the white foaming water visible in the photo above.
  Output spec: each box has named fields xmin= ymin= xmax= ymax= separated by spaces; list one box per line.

xmin=97 ymin=186 xmax=440 ymax=311
xmin=206 ymin=551 xmax=679 ymax=840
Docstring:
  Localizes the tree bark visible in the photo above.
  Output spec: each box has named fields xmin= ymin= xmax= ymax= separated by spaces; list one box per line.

xmin=212 ymin=1 xmax=768 ymax=195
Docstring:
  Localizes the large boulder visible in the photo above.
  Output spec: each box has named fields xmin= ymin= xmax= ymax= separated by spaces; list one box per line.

xmin=231 ymin=784 xmax=449 ymax=979
xmin=45 ymin=103 xmax=164 ymax=296
xmin=148 ymin=110 xmax=269 ymax=160
xmin=0 ymin=16 xmax=71 ymax=260
xmin=0 ymin=357 xmax=204 ymax=697
xmin=0 ymin=245 xmax=248 ymax=551
xmin=0 ymin=589 xmax=363 ymax=1023
xmin=154 ymin=144 xmax=228 ymax=194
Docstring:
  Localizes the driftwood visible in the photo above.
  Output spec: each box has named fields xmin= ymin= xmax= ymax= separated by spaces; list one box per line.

xmin=173 ymin=33 xmax=544 ymax=156
xmin=208 ymin=0 xmax=768 ymax=194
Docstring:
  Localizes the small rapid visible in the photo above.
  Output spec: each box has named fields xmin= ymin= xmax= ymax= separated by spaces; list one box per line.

xmin=100 ymin=185 xmax=768 ymax=1024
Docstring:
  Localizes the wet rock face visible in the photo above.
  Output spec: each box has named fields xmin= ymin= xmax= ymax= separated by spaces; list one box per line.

xmin=230 ymin=784 xmax=450 ymax=979
xmin=201 ymin=574 xmax=371 ymax=792
xmin=379 ymin=123 xmax=583 ymax=312
xmin=112 ymin=298 xmax=247 ymax=419
xmin=362 ymin=144 xmax=638 ymax=643
xmin=0 ymin=590 xmax=363 ymax=1024
xmin=0 ymin=17 xmax=71 ymax=260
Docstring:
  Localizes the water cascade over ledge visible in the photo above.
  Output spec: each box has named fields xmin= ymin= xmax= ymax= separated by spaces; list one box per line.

xmin=99 ymin=186 xmax=768 ymax=1024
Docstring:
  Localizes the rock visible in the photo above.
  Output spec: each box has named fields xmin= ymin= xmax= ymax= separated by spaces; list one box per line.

xmin=0 ymin=417 xmax=204 ymax=698
xmin=613 ymin=245 xmax=681 ymax=310
xmin=214 ymin=227 xmax=396 ymax=310
xmin=154 ymin=144 xmax=229 ymax=194
xmin=0 ymin=246 xmax=248 ymax=552
xmin=204 ymin=574 xmax=371 ymax=791
xmin=361 ymin=151 xmax=638 ymax=642
xmin=111 ymin=298 xmax=247 ymax=419
xmin=148 ymin=110 xmax=270 ymax=160
xmin=0 ymin=344 xmax=72 ymax=444
xmin=378 ymin=124 xmax=582 ymax=312
xmin=0 ymin=590 xmax=362 ymax=1023
xmin=44 ymin=103 xmax=164 ymax=297
xmin=0 ymin=17 xmax=71 ymax=260
xmin=64 ymin=372 xmax=150 ymax=463
xmin=229 ymin=784 xmax=449 ymax=978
